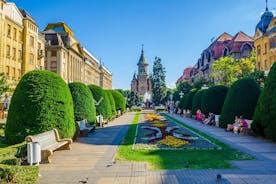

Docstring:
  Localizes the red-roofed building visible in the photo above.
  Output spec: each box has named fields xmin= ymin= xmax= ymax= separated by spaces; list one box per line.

xmin=176 ymin=66 xmax=193 ymax=87
xmin=191 ymin=31 xmax=254 ymax=82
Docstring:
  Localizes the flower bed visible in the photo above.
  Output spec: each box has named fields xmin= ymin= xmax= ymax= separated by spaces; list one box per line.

xmin=133 ymin=114 xmax=219 ymax=150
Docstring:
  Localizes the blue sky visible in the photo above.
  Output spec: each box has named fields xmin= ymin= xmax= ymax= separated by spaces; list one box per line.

xmin=10 ymin=0 xmax=273 ymax=89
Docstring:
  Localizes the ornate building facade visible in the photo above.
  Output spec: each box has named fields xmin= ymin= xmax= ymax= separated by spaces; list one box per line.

xmin=187 ymin=31 xmax=254 ymax=84
xmin=254 ymin=2 xmax=276 ymax=72
xmin=131 ymin=48 xmax=151 ymax=96
xmin=0 ymin=0 xmax=45 ymax=88
xmin=43 ymin=22 xmax=112 ymax=89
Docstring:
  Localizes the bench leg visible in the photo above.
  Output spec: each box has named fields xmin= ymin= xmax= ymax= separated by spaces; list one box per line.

xmin=41 ymin=150 xmax=52 ymax=164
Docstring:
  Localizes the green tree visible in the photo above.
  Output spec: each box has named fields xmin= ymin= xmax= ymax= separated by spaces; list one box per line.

xmin=211 ymin=54 xmax=255 ymax=86
xmin=191 ymin=89 xmax=207 ymax=115
xmin=5 ymin=70 xmax=76 ymax=145
xmin=192 ymin=77 xmax=208 ymax=89
xmin=69 ymin=82 xmax=96 ymax=124
xmin=183 ymin=89 xmax=198 ymax=110
xmin=173 ymin=82 xmax=191 ymax=102
xmin=110 ymin=90 xmax=126 ymax=112
xmin=127 ymin=91 xmax=141 ymax=107
xmin=252 ymin=62 xmax=276 ymax=140
xmin=219 ymin=78 xmax=260 ymax=128
xmin=151 ymin=57 xmax=166 ymax=105
xmin=0 ymin=73 xmax=10 ymax=96
xmin=106 ymin=90 xmax=117 ymax=118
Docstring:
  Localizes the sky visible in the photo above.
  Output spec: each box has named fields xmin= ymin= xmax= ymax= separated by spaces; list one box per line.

xmin=9 ymin=0 xmax=274 ymax=89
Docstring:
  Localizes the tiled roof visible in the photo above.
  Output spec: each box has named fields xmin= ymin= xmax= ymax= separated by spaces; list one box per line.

xmin=216 ymin=32 xmax=233 ymax=42
xmin=226 ymin=32 xmax=253 ymax=53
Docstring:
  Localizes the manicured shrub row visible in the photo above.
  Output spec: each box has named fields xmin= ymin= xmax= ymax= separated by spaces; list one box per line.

xmin=88 ymin=85 xmax=113 ymax=120
xmin=252 ymin=63 xmax=276 ymax=140
xmin=191 ymin=89 xmax=206 ymax=115
xmin=183 ymin=89 xmax=198 ymax=111
xmin=201 ymin=85 xmax=228 ymax=115
xmin=5 ymin=70 xmax=76 ymax=145
xmin=219 ymin=78 xmax=260 ymax=128
xmin=69 ymin=82 xmax=96 ymax=124
xmin=106 ymin=90 xmax=117 ymax=118
xmin=110 ymin=90 xmax=126 ymax=113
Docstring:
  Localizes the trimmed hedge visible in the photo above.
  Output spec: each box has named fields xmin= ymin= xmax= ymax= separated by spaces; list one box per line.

xmin=201 ymin=85 xmax=228 ymax=115
xmin=110 ymin=90 xmax=126 ymax=113
xmin=191 ymin=89 xmax=207 ymax=115
xmin=106 ymin=90 xmax=116 ymax=118
xmin=219 ymin=78 xmax=260 ymax=128
xmin=183 ymin=89 xmax=198 ymax=110
xmin=178 ymin=93 xmax=188 ymax=110
xmin=252 ymin=63 xmax=276 ymax=140
xmin=88 ymin=85 xmax=112 ymax=120
xmin=5 ymin=70 xmax=76 ymax=145
xmin=69 ymin=82 xmax=96 ymax=124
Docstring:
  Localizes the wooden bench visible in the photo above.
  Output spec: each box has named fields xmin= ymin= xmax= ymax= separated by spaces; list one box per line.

xmin=96 ymin=115 xmax=108 ymax=127
xmin=76 ymin=119 xmax=95 ymax=136
xmin=25 ymin=129 xmax=72 ymax=163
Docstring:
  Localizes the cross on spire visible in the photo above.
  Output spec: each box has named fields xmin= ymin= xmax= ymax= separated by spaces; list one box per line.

xmin=266 ymin=0 xmax=268 ymax=11
xmin=141 ymin=44 xmax=144 ymax=53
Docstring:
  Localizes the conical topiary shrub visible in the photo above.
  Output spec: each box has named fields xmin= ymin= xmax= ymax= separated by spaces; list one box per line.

xmin=219 ymin=78 xmax=261 ymax=128
xmin=252 ymin=63 xmax=276 ymax=140
xmin=110 ymin=90 xmax=126 ymax=113
xmin=106 ymin=90 xmax=116 ymax=118
xmin=201 ymin=85 xmax=228 ymax=115
xmin=191 ymin=89 xmax=207 ymax=115
xmin=5 ymin=70 xmax=76 ymax=145
xmin=88 ymin=85 xmax=112 ymax=120
xmin=69 ymin=82 xmax=96 ymax=124
xmin=183 ymin=89 xmax=198 ymax=111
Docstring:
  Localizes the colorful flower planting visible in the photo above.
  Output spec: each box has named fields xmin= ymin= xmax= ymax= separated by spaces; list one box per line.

xmin=133 ymin=113 xmax=219 ymax=150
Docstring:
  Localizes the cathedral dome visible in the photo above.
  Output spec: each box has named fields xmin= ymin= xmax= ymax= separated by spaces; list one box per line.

xmin=255 ymin=10 xmax=274 ymax=34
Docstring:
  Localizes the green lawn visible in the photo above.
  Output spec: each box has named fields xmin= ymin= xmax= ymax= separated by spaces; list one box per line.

xmin=116 ymin=113 xmax=253 ymax=170
xmin=0 ymin=141 xmax=39 ymax=183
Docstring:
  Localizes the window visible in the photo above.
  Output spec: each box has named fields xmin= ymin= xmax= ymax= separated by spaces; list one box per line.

xmin=5 ymin=66 xmax=9 ymax=78
xmin=13 ymin=28 xmax=17 ymax=40
xmin=12 ymin=48 xmax=16 ymax=60
xmin=51 ymin=50 xmax=57 ymax=57
xmin=6 ymin=45 xmax=10 ymax=58
xmin=264 ymin=43 xmax=268 ymax=54
xmin=257 ymin=45 xmax=261 ymax=55
xmin=264 ymin=60 xmax=267 ymax=69
xmin=18 ymin=31 xmax=22 ymax=41
xmin=38 ymin=42 xmax=41 ymax=49
xmin=1 ymin=3 xmax=3 ymax=10
xmin=12 ymin=68 xmax=15 ymax=80
xmin=18 ymin=50 xmax=22 ymax=61
xmin=30 ymin=54 xmax=34 ymax=64
xmin=7 ymin=24 xmax=11 ymax=37
xmin=30 ymin=36 xmax=34 ymax=47
xmin=18 ymin=69 xmax=21 ymax=79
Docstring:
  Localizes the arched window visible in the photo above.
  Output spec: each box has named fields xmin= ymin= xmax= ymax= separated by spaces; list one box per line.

xmin=223 ymin=48 xmax=229 ymax=57
xmin=241 ymin=43 xmax=252 ymax=57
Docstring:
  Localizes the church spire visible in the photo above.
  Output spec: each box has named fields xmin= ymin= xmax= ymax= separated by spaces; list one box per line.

xmin=265 ymin=0 xmax=269 ymax=11
xmin=137 ymin=44 xmax=148 ymax=65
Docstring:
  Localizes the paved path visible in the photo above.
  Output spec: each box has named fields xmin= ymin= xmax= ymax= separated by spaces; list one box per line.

xmin=38 ymin=112 xmax=276 ymax=184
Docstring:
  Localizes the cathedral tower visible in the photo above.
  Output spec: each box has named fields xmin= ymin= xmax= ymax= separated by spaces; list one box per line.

xmin=131 ymin=46 xmax=152 ymax=96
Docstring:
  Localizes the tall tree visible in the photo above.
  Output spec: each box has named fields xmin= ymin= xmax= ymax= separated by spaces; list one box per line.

xmin=127 ymin=91 xmax=141 ymax=107
xmin=151 ymin=57 xmax=166 ymax=105
xmin=211 ymin=53 xmax=255 ymax=86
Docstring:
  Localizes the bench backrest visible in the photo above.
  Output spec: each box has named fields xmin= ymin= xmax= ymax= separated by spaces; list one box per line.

xmin=96 ymin=115 xmax=103 ymax=123
xmin=25 ymin=129 xmax=59 ymax=149
xmin=76 ymin=120 xmax=88 ymax=130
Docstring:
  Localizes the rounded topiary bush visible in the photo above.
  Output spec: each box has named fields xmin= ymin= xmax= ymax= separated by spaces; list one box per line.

xmin=88 ymin=85 xmax=112 ymax=120
xmin=110 ymin=90 xmax=126 ymax=113
xmin=191 ymin=89 xmax=207 ymax=115
xmin=106 ymin=90 xmax=116 ymax=118
xmin=201 ymin=85 xmax=228 ymax=115
xmin=183 ymin=89 xmax=198 ymax=110
xmin=178 ymin=93 xmax=188 ymax=110
xmin=252 ymin=63 xmax=276 ymax=140
xmin=5 ymin=70 xmax=76 ymax=145
xmin=69 ymin=82 xmax=96 ymax=124
xmin=219 ymin=78 xmax=261 ymax=128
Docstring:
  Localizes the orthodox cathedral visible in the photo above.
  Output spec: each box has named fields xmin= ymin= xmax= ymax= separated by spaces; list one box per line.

xmin=131 ymin=47 xmax=152 ymax=96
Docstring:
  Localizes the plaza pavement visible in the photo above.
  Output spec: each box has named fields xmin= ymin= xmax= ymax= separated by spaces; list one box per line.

xmin=38 ymin=112 xmax=276 ymax=184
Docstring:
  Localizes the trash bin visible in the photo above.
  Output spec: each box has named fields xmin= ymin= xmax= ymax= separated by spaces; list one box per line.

xmin=27 ymin=142 xmax=41 ymax=165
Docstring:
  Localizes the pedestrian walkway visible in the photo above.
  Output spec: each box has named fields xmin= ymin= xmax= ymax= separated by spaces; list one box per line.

xmin=38 ymin=112 xmax=276 ymax=184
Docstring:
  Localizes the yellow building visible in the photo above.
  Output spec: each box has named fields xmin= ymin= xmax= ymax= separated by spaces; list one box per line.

xmin=20 ymin=9 xmax=45 ymax=74
xmin=83 ymin=48 xmax=101 ymax=86
xmin=0 ymin=1 xmax=45 ymax=88
xmin=0 ymin=1 xmax=23 ymax=87
xmin=254 ymin=5 xmax=276 ymax=71
xmin=43 ymin=22 xmax=112 ymax=88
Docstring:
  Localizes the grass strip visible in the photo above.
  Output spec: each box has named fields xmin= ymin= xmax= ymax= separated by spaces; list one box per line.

xmin=116 ymin=112 xmax=253 ymax=170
